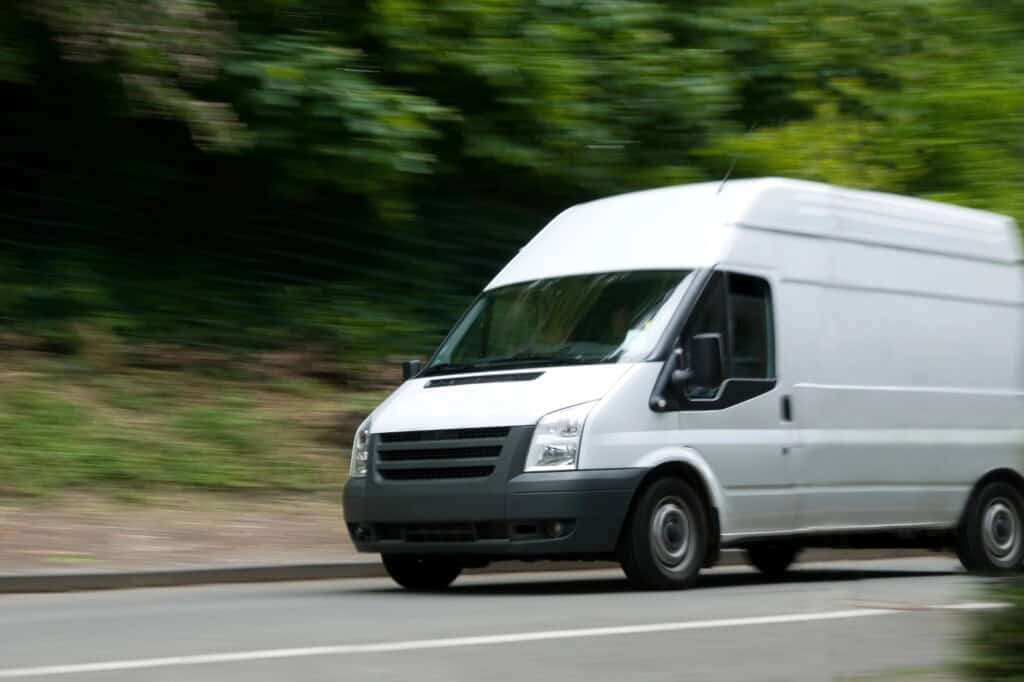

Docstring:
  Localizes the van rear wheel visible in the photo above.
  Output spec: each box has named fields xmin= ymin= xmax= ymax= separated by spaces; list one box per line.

xmin=746 ymin=544 xmax=800 ymax=578
xmin=620 ymin=477 xmax=708 ymax=590
xmin=957 ymin=481 xmax=1024 ymax=573
xmin=382 ymin=554 xmax=462 ymax=590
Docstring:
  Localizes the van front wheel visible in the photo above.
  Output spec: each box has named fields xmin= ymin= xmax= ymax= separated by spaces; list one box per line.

xmin=382 ymin=554 xmax=462 ymax=590
xmin=620 ymin=477 xmax=708 ymax=590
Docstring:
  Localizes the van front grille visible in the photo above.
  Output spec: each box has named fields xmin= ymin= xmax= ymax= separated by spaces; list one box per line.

xmin=374 ymin=426 xmax=512 ymax=483
xmin=377 ymin=446 xmax=502 ymax=462
xmin=380 ymin=427 xmax=510 ymax=443
xmin=379 ymin=466 xmax=494 ymax=481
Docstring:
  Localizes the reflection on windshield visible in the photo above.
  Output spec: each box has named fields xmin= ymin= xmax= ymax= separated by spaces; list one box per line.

xmin=424 ymin=270 xmax=692 ymax=375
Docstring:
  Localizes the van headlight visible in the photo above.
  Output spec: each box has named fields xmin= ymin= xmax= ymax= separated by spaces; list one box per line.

xmin=524 ymin=402 xmax=596 ymax=472
xmin=349 ymin=417 xmax=371 ymax=478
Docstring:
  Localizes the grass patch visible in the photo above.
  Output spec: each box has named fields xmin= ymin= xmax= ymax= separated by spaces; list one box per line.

xmin=0 ymin=351 xmax=390 ymax=499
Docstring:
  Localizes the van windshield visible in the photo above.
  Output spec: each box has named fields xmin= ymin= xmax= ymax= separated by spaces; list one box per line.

xmin=423 ymin=270 xmax=693 ymax=376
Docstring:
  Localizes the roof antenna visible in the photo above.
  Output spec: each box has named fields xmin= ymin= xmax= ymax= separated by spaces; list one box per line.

xmin=717 ymin=157 xmax=736 ymax=195
xmin=717 ymin=122 xmax=757 ymax=194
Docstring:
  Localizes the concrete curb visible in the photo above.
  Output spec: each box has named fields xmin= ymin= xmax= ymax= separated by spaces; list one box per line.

xmin=0 ymin=562 xmax=385 ymax=594
xmin=0 ymin=549 xmax=940 ymax=594
xmin=0 ymin=560 xmax=617 ymax=594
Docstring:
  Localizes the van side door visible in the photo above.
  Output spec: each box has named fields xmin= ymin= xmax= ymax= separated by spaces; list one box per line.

xmin=673 ymin=270 xmax=798 ymax=536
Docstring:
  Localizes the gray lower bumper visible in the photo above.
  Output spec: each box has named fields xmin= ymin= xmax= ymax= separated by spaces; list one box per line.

xmin=343 ymin=469 xmax=645 ymax=558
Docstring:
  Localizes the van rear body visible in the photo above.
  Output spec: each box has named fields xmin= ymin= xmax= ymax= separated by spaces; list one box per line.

xmin=344 ymin=178 xmax=1024 ymax=589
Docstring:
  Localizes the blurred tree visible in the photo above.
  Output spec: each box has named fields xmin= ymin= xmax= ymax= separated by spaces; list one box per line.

xmin=712 ymin=1 xmax=1024 ymax=217
xmin=0 ymin=0 xmax=1022 ymax=361
xmin=368 ymin=0 xmax=736 ymax=191
xmin=28 ymin=0 xmax=243 ymax=148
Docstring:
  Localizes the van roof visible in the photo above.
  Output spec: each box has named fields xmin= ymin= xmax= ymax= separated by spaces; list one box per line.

xmin=487 ymin=177 xmax=1023 ymax=289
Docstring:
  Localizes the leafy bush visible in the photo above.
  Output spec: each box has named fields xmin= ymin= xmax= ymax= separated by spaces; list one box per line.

xmin=963 ymin=577 xmax=1024 ymax=680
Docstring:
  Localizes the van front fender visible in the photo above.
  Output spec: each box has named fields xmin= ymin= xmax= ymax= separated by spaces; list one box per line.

xmin=631 ymin=447 xmax=730 ymax=532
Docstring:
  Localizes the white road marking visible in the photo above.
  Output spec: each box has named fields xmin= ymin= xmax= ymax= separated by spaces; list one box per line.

xmin=936 ymin=601 xmax=1008 ymax=611
xmin=852 ymin=600 xmax=1009 ymax=612
xmin=0 ymin=602 xmax=1007 ymax=679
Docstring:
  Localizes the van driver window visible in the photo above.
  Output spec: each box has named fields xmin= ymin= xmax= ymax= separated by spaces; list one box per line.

xmin=681 ymin=272 xmax=774 ymax=399
xmin=681 ymin=274 xmax=726 ymax=398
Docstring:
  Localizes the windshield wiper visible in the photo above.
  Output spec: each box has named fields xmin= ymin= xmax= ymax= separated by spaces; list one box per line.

xmin=423 ymin=350 xmax=602 ymax=376
xmin=475 ymin=354 xmax=596 ymax=369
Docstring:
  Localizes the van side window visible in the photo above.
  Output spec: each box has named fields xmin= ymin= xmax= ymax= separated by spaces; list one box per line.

xmin=680 ymin=271 xmax=774 ymax=399
xmin=728 ymin=274 xmax=774 ymax=379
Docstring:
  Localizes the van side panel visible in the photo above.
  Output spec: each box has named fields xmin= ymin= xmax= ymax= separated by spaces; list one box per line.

xmin=784 ymin=235 xmax=1024 ymax=531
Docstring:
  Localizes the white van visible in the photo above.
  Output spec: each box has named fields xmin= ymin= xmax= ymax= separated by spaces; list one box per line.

xmin=344 ymin=178 xmax=1024 ymax=590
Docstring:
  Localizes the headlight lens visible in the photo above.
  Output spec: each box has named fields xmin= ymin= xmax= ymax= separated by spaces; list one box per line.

xmin=525 ymin=402 xmax=596 ymax=472
xmin=349 ymin=417 xmax=371 ymax=478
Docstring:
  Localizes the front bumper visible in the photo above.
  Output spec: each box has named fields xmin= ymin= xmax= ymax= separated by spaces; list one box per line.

xmin=343 ymin=466 xmax=645 ymax=558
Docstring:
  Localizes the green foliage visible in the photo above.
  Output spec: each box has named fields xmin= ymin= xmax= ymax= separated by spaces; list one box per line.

xmin=2 ymin=0 xmax=1024 ymax=368
xmin=265 ymin=282 xmax=426 ymax=362
xmin=963 ymin=577 xmax=1024 ymax=680
xmin=713 ymin=1 xmax=1024 ymax=218
xmin=5 ymin=0 xmax=1024 ymax=216
xmin=369 ymin=0 xmax=736 ymax=191
xmin=226 ymin=35 xmax=455 ymax=215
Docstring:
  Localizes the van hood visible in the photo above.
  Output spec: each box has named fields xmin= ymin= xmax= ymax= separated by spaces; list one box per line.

xmin=370 ymin=364 xmax=636 ymax=433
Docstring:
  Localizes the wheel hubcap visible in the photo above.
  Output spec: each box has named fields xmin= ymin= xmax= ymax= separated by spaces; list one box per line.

xmin=982 ymin=498 xmax=1021 ymax=565
xmin=650 ymin=497 xmax=692 ymax=572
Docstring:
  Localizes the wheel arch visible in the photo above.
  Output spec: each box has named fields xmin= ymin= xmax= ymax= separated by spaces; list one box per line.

xmin=619 ymin=448 xmax=726 ymax=565
xmin=959 ymin=467 xmax=1024 ymax=525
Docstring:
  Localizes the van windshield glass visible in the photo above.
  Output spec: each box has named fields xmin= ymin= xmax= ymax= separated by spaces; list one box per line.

xmin=424 ymin=270 xmax=693 ymax=375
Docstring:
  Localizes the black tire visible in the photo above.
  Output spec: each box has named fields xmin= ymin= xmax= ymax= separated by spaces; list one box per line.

xmin=382 ymin=554 xmax=462 ymax=591
xmin=957 ymin=480 xmax=1024 ymax=573
xmin=746 ymin=544 xmax=801 ymax=578
xmin=620 ymin=477 xmax=709 ymax=590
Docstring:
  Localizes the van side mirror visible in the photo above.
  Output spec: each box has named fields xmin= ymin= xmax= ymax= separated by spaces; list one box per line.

xmin=649 ymin=333 xmax=726 ymax=411
xmin=401 ymin=359 xmax=423 ymax=381
xmin=687 ymin=333 xmax=724 ymax=390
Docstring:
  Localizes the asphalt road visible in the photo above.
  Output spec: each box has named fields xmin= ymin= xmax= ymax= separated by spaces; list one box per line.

xmin=0 ymin=556 xmax=1003 ymax=681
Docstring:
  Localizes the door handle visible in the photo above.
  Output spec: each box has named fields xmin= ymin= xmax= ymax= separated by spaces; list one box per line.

xmin=781 ymin=394 xmax=793 ymax=423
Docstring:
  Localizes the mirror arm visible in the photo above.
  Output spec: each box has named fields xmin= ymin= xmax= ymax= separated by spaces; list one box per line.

xmin=401 ymin=359 xmax=423 ymax=381
xmin=649 ymin=347 xmax=686 ymax=412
